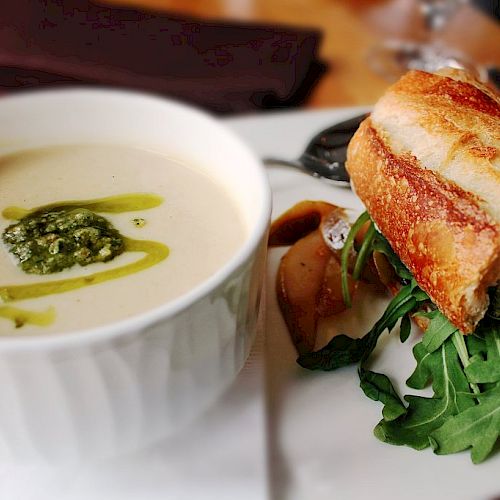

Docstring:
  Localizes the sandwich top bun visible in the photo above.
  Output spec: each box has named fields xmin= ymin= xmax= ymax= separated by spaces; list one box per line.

xmin=346 ymin=69 xmax=500 ymax=333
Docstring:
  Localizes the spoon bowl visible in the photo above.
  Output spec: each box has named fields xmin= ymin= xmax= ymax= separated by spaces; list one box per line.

xmin=263 ymin=113 xmax=367 ymax=186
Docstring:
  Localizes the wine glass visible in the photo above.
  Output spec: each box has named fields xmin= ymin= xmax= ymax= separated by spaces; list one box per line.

xmin=367 ymin=0 xmax=488 ymax=81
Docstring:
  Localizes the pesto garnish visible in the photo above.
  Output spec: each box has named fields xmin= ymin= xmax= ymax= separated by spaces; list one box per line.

xmin=0 ymin=193 xmax=169 ymax=330
xmin=2 ymin=208 xmax=124 ymax=274
xmin=0 ymin=237 xmax=169 ymax=303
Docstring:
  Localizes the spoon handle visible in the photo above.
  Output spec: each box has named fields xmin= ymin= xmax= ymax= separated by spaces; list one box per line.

xmin=263 ymin=157 xmax=351 ymax=187
xmin=262 ymin=157 xmax=303 ymax=169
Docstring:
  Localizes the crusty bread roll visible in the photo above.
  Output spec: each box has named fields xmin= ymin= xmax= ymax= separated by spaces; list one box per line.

xmin=346 ymin=69 xmax=500 ymax=333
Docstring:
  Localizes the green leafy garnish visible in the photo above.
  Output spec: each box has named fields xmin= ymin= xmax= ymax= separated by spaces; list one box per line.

xmin=417 ymin=310 xmax=458 ymax=353
xmin=297 ymin=334 xmax=369 ymax=371
xmin=352 ymin=222 xmax=376 ymax=280
xmin=359 ymin=367 xmax=406 ymax=421
xmin=371 ymin=232 xmax=412 ymax=281
xmin=297 ymin=212 xmax=500 ymax=463
xmin=399 ymin=314 xmax=412 ymax=343
xmin=298 ymin=281 xmax=428 ymax=371
xmin=374 ymin=338 xmax=475 ymax=450
xmin=429 ymin=384 xmax=500 ymax=464
xmin=464 ymin=321 xmax=500 ymax=384
xmin=340 ymin=211 xmax=370 ymax=307
xmin=2 ymin=208 xmax=124 ymax=274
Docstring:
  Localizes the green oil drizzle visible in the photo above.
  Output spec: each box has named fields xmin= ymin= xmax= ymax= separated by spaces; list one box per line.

xmin=1 ymin=194 xmax=169 ymax=329
xmin=2 ymin=193 xmax=164 ymax=220
xmin=0 ymin=306 xmax=56 ymax=328
xmin=0 ymin=238 xmax=168 ymax=303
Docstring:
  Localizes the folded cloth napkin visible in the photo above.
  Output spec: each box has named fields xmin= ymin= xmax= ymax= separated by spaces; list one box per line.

xmin=0 ymin=0 xmax=325 ymax=114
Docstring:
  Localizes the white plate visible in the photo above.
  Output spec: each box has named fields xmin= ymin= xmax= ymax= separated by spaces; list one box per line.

xmin=229 ymin=108 xmax=500 ymax=500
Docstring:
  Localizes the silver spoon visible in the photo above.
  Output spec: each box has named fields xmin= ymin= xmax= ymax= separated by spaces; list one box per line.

xmin=263 ymin=113 xmax=367 ymax=187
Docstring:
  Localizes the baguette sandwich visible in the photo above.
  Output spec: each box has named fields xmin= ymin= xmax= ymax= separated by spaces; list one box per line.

xmin=298 ymin=69 xmax=500 ymax=463
xmin=347 ymin=68 xmax=500 ymax=333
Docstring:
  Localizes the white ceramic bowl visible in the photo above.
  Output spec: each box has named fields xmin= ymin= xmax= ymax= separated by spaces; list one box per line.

xmin=0 ymin=89 xmax=271 ymax=462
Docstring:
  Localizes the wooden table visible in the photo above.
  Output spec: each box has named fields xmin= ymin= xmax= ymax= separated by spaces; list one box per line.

xmin=105 ymin=0 xmax=500 ymax=108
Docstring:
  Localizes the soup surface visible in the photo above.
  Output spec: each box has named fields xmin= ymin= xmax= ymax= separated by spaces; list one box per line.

xmin=0 ymin=144 xmax=245 ymax=335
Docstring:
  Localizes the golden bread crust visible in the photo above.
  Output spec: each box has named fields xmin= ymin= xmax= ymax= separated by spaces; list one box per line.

xmin=347 ymin=117 xmax=500 ymax=333
xmin=371 ymin=70 xmax=500 ymax=224
xmin=391 ymin=69 xmax=500 ymax=117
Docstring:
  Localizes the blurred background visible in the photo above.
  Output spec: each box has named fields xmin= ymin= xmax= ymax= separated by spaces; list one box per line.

xmin=1 ymin=0 xmax=499 ymax=114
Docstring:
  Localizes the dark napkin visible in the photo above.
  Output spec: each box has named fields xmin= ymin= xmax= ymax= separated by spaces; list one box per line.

xmin=0 ymin=0 xmax=325 ymax=114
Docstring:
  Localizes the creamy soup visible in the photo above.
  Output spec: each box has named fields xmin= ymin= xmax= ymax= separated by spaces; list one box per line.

xmin=0 ymin=144 xmax=245 ymax=335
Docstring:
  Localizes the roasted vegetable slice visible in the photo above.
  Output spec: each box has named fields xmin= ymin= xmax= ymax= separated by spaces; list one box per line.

xmin=317 ymin=255 xmax=356 ymax=318
xmin=276 ymin=230 xmax=331 ymax=354
xmin=272 ymin=201 xmax=358 ymax=353
xmin=269 ymin=201 xmax=345 ymax=247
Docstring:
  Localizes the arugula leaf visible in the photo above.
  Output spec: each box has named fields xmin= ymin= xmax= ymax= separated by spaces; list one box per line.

xmin=340 ymin=211 xmax=370 ymax=307
xmin=429 ymin=384 xmax=500 ymax=464
xmin=465 ymin=321 xmax=500 ymax=384
xmin=410 ymin=284 xmax=430 ymax=302
xmin=298 ymin=282 xmax=424 ymax=371
xmin=399 ymin=314 xmax=411 ymax=343
xmin=372 ymin=321 xmax=500 ymax=462
xmin=359 ymin=368 xmax=406 ymax=421
xmin=297 ymin=334 xmax=368 ymax=371
xmin=452 ymin=331 xmax=481 ymax=395
xmin=361 ymin=286 xmax=418 ymax=360
xmin=295 ymin=210 xmax=500 ymax=462
xmin=466 ymin=332 xmax=487 ymax=357
xmin=374 ymin=339 xmax=475 ymax=450
xmin=465 ymin=363 xmax=500 ymax=386
xmin=352 ymin=222 xmax=376 ymax=280
xmin=371 ymin=232 xmax=412 ymax=281
xmin=417 ymin=310 xmax=458 ymax=353
xmin=406 ymin=342 xmax=434 ymax=389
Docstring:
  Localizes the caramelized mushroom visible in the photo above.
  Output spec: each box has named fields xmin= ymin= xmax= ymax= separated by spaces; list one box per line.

xmin=276 ymin=229 xmax=331 ymax=354
xmin=269 ymin=201 xmax=344 ymax=247
xmin=271 ymin=201 xmax=357 ymax=354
